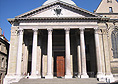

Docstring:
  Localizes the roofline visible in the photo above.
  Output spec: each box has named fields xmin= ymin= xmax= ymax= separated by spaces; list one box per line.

xmin=8 ymin=17 xmax=110 ymax=24
xmin=15 ymin=1 xmax=100 ymax=18
xmin=15 ymin=1 xmax=77 ymax=18
xmin=95 ymin=13 xmax=118 ymax=15
xmin=0 ymin=38 xmax=9 ymax=45
xmin=43 ymin=0 xmax=77 ymax=6
xmin=94 ymin=0 xmax=102 ymax=13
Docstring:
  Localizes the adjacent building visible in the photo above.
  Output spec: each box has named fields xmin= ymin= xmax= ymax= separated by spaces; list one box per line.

xmin=3 ymin=0 xmax=118 ymax=84
xmin=0 ymin=28 xmax=9 ymax=84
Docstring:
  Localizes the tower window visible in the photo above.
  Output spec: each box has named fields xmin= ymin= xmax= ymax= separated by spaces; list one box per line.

xmin=109 ymin=7 xmax=113 ymax=13
xmin=111 ymin=29 xmax=118 ymax=58
xmin=107 ymin=0 xmax=112 ymax=3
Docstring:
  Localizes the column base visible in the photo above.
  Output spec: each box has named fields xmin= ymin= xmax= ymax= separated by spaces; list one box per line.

xmin=29 ymin=75 xmax=41 ymax=79
xmin=97 ymin=74 xmax=115 ymax=83
xmin=65 ymin=74 xmax=72 ymax=79
xmin=45 ymin=74 xmax=53 ymax=79
xmin=96 ymin=72 xmax=105 ymax=78
xmin=3 ymin=74 xmax=23 ymax=84
xmin=81 ymin=73 xmax=89 ymax=78
xmin=78 ymin=74 xmax=81 ymax=78
xmin=96 ymin=73 xmax=106 ymax=82
xmin=105 ymin=74 xmax=114 ymax=83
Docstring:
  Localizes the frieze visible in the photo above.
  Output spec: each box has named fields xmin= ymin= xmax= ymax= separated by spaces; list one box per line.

xmin=8 ymin=17 xmax=108 ymax=24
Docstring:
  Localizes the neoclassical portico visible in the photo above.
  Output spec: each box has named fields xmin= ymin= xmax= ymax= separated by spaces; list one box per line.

xmin=4 ymin=0 xmax=116 ymax=84
xmin=14 ymin=26 xmax=105 ymax=79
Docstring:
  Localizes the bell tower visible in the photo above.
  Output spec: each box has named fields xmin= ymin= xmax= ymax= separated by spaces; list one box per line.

xmin=95 ymin=0 xmax=118 ymax=19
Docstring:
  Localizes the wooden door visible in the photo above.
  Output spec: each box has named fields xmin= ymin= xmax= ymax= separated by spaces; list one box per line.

xmin=56 ymin=56 xmax=65 ymax=77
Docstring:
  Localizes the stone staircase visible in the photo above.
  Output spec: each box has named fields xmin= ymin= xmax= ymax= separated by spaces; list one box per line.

xmin=11 ymin=78 xmax=105 ymax=84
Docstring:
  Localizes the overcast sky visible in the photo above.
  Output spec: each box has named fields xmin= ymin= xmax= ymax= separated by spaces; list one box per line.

xmin=0 ymin=0 xmax=117 ymax=41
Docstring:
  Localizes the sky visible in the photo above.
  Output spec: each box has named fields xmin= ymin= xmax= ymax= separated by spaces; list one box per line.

xmin=0 ymin=0 xmax=117 ymax=41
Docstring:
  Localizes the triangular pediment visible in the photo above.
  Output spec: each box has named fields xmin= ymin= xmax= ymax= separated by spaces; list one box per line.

xmin=16 ymin=1 xmax=99 ymax=18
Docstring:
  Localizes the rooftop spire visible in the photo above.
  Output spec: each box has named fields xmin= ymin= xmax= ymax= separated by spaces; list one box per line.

xmin=43 ymin=0 xmax=76 ymax=6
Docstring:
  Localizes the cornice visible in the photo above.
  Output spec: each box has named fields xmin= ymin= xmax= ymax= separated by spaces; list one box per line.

xmin=96 ymin=13 xmax=118 ymax=15
xmin=8 ymin=17 xmax=109 ymax=24
xmin=109 ymin=19 xmax=118 ymax=22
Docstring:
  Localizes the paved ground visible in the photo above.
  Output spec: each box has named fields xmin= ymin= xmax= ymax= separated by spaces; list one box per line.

xmin=11 ymin=78 xmax=106 ymax=84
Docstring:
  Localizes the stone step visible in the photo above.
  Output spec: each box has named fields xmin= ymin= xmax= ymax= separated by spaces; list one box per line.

xmin=11 ymin=78 xmax=105 ymax=84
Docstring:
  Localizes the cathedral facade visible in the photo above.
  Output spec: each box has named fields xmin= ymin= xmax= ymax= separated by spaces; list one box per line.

xmin=4 ymin=0 xmax=118 ymax=84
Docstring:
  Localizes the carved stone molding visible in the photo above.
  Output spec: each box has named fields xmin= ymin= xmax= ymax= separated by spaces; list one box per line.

xmin=114 ymin=26 xmax=118 ymax=30
xmin=101 ymin=29 xmax=108 ymax=35
xmin=94 ymin=27 xmax=100 ymax=34
xmin=47 ymin=28 xmax=53 ymax=35
xmin=18 ymin=29 xmax=24 ymax=35
xmin=32 ymin=28 xmax=38 ymax=35
xmin=64 ymin=28 xmax=70 ymax=34
xmin=79 ymin=28 xmax=85 ymax=34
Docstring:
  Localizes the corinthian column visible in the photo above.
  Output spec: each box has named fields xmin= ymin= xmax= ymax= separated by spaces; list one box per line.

xmin=16 ymin=29 xmax=24 ymax=76
xmin=65 ymin=28 xmax=72 ymax=79
xmin=30 ymin=29 xmax=40 ymax=78
xmin=45 ymin=28 xmax=53 ymax=79
xmin=80 ymin=28 xmax=89 ymax=78
xmin=94 ymin=27 xmax=104 ymax=78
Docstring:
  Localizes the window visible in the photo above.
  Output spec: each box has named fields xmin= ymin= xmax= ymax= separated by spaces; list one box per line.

xmin=1 ymin=58 xmax=4 ymax=68
xmin=1 ymin=45 xmax=4 ymax=52
xmin=111 ymin=29 xmax=118 ymax=58
xmin=107 ymin=0 xmax=112 ymax=3
xmin=109 ymin=7 xmax=113 ymax=13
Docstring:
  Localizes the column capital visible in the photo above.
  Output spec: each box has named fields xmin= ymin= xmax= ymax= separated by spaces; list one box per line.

xmin=32 ymin=29 xmax=38 ymax=35
xmin=65 ymin=28 xmax=70 ymax=34
xmin=64 ymin=28 xmax=70 ymax=31
xmin=79 ymin=28 xmax=85 ymax=34
xmin=32 ymin=28 xmax=38 ymax=31
xmin=79 ymin=28 xmax=85 ymax=31
xmin=47 ymin=28 xmax=53 ymax=31
xmin=94 ymin=27 xmax=100 ymax=34
xmin=18 ymin=29 xmax=24 ymax=35
xmin=47 ymin=28 xmax=53 ymax=35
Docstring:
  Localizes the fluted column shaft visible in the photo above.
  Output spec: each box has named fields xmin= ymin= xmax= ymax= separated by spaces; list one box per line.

xmin=80 ymin=28 xmax=89 ymax=78
xmin=16 ymin=29 xmax=24 ymax=76
xmin=65 ymin=28 xmax=72 ymax=79
xmin=94 ymin=28 xmax=103 ymax=78
xmin=31 ymin=29 xmax=38 ymax=77
xmin=45 ymin=28 xmax=53 ymax=79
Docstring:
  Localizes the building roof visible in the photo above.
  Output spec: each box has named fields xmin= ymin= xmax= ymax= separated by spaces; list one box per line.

xmin=0 ymin=35 xmax=8 ymax=42
xmin=95 ymin=0 xmax=118 ymax=13
xmin=43 ymin=0 xmax=76 ymax=6
xmin=14 ymin=1 xmax=99 ymax=18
